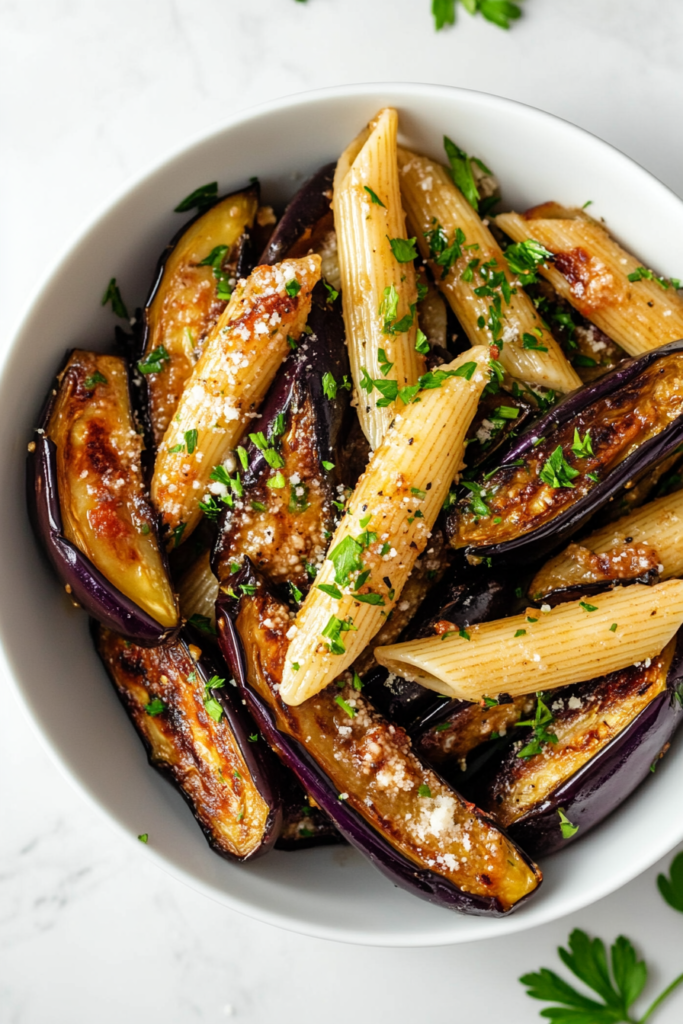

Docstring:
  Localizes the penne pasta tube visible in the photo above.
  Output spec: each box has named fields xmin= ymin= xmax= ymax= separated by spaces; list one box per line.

xmin=151 ymin=255 xmax=320 ymax=546
xmin=333 ymin=109 xmax=425 ymax=449
xmin=374 ymin=581 xmax=683 ymax=701
xmin=495 ymin=206 xmax=683 ymax=356
xmin=178 ymin=549 xmax=219 ymax=628
xmin=530 ymin=487 xmax=683 ymax=599
xmin=279 ymin=346 xmax=492 ymax=706
xmin=397 ymin=147 xmax=580 ymax=395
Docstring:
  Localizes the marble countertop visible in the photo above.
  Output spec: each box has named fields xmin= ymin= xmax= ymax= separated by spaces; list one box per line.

xmin=3 ymin=1 xmax=683 ymax=1019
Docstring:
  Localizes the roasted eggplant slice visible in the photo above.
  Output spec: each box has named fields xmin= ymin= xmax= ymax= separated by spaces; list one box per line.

xmin=447 ymin=340 xmax=683 ymax=563
xmin=276 ymin=772 xmax=344 ymax=850
xmin=216 ymin=563 xmax=541 ymax=916
xmin=95 ymin=623 xmax=281 ymax=859
xmin=28 ymin=351 xmax=179 ymax=643
xmin=414 ymin=696 xmax=535 ymax=772
xmin=212 ymin=290 xmax=349 ymax=595
xmin=260 ymin=163 xmax=335 ymax=267
xmin=140 ymin=185 xmax=259 ymax=446
xmin=477 ymin=636 xmax=683 ymax=856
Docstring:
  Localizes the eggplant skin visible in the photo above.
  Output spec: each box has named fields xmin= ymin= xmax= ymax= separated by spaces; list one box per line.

xmin=275 ymin=771 xmax=344 ymax=850
xmin=212 ymin=289 xmax=349 ymax=595
xmin=479 ymin=638 xmax=683 ymax=857
xmin=28 ymin=352 xmax=179 ymax=645
xmin=94 ymin=623 xmax=282 ymax=860
xmin=140 ymin=185 xmax=259 ymax=447
xmin=260 ymin=163 xmax=335 ymax=267
xmin=216 ymin=563 xmax=542 ymax=917
xmin=447 ymin=341 xmax=683 ymax=564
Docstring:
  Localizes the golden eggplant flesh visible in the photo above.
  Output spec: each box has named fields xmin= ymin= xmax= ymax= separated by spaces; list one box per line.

xmin=46 ymin=350 xmax=178 ymax=629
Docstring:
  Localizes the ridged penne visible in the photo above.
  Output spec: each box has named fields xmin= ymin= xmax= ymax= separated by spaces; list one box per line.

xmin=374 ymin=581 xmax=683 ymax=701
xmin=151 ymin=255 xmax=320 ymax=545
xmin=397 ymin=148 xmax=580 ymax=395
xmin=495 ymin=205 xmax=683 ymax=356
xmin=279 ymin=346 xmax=492 ymax=706
xmin=333 ymin=109 xmax=425 ymax=449
xmin=178 ymin=549 xmax=219 ymax=627
xmin=531 ymin=488 xmax=683 ymax=599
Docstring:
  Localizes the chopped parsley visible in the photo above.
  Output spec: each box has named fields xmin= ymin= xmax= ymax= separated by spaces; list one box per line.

xmin=379 ymin=285 xmax=416 ymax=334
xmin=352 ymin=672 xmax=363 ymax=691
xmin=522 ymin=332 xmax=548 ymax=353
xmin=461 ymin=479 xmax=491 ymax=518
xmin=378 ymin=348 xmax=394 ymax=376
xmin=198 ymin=244 xmax=233 ymax=301
xmin=571 ymin=428 xmax=594 ymax=458
xmin=539 ymin=445 xmax=580 ymax=489
xmin=174 ymin=181 xmax=218 ymax=213
xmin=387 ymin=236 xmax=419 ymax=262
xmin=580 ymin=601 xmax=598 ymax=612
xmin=354 ymin=592 xmax=385 ymax=606
xmin=363 ymin=185 xmax=385 ymax=207
xmin=138 ymin=344 xmax=171 ymax=375
xmin=628 ymin=265 xmax=681 ymax=289
xmin=458 ymin=627 xmax=470 ymax=640
xmin=517 ymin=692 xmax=558 ymax=759
xmin=138 ymin=833 xmax=149 ymax=843
xmin=267 ymin=471 xmax=286 ymax=489
xmin=444 ymin=136 xmax=480 ymax=210
xmin=418 ymin=784 xmax=432 ymax=798
xmin=504 ymin=239 xmax=553 ymax=284
xmin=317 ymin=582 xmax=343 ymax=600
xmin=514 ymin=628 xmax=527 ymax=638
xmin=144 ymin=697 xmax=166 ymax=716
xmin=321 ymin=614 xmax=356 ymax=655
xmin=203 ymin=674 xmax=226 ymax=723
xmin=323 ymin=280 xmax=339 ymax=303
xmin=328 ymin=535 xmax=364 ymax=585
xmin=322 ymin=460 xmax=335 ymax=471
xmin=335 ymin=695 xmax=357 ymax=719
xmin=415 ymin=328 xmax=430 ymax=355
xmin=610 ymin=623 xmax=618 ymax=632
xmin=321 ymin=371 xmax=351 ymax=400
xmin=557 ymin=808 xmax=579 ymax=839
xmin=84 ymin=371 xmax=107 ymax=389
xmin=101 ymin=278 xmax=129 ymax=319
xmin=188 ymin=613 xmax=217 ymax=635
xmin=184 ymin=428 xmax=198 ymax=455
xmin=285 ymin=279 xmax=301 ymax=297
xmin=172 ymin=523 xmax=186 ymax=547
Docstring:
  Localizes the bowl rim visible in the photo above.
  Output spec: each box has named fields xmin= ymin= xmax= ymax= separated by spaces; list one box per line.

xmin=6 ymin=80 xmax=683 ymax=947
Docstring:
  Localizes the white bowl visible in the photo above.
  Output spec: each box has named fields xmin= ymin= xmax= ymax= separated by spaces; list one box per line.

xmin=5 ymin=83 xmax=683 ymax=947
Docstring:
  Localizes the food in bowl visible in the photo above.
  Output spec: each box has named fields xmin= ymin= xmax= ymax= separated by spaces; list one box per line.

xmin=27 ymin=105 xmax=683 ymax=917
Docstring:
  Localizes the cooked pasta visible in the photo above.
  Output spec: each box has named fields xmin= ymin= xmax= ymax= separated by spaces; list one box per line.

xmin=397 ymin=148 xmax=581 ymax=395
xmin=495 ymin=205 xmax=683 ymax=356
xmin=178 ymin=549 xmax=219 ymax=627
xmin=151 ymin=255 xmax=320 ymax=545
xmin=530 ymin=487 xmax=683 ymax=599
xmin=374 ymin=581 xmax=683 ymax=701
xmin=333 ymin=109 xmax=425 ymax=449
xmin=279 ymin=346 xmax=492 ymax=706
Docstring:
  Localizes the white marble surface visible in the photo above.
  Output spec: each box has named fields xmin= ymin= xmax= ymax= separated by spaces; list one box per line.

xmin=3 ymin=1 xmax=683 ymax=1020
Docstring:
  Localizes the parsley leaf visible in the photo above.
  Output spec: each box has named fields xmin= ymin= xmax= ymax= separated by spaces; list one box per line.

xmin=321 ymin=615 xmax=356 ymax=655
xmin=387 ymin=236 xmax=419 ymax=263
xmin=558 ymin=808 xmax=580 ymax=839
xmin=658 ymin=851 xmax=683 ymax=913
xmin=522 ymin=332 xmax=548 ymax=353
xmin=138 ymin=344 xmax=171 ymax=375
xmin=174 ymin=182 xmax=218 ymax=213
xmin=328 ymin=535 xmax=364 ymax=585
xmin=571 ymin=428 xmax=594 ymax=458
xmin=335 ymin=695 xmax=357 ymax=719
xmin=198 ymin=244 xmax=233 ymax=301
xmin=364 ymin=185 xmax=385 ymax=207
xmin=461 ymin=480 xmax=491 ymax=518
xmin=518 ymin=927 xmax=679 ymax=1024
xmin=84 ymin=371 xmax=107 ymax=390
xmin=539 ymin=445 xmax=581 ymax=489
xmin=415 ymin=328 xmax=430 ymax=355
xmin=184 ymin=428 xmax=198 ymax=455
xmin=378 ymin=348 xmax=394 ymax=376
xmin=444 ymin=136 xmax=480 ymax=210
xmin=317 ymin=582 xmax=343 ymax=600
xmin=517 ymin=692 xmax=558 ymax=759
xmin=188 ymin=613 xmax=217 ymax=636
xmin=144 ymin=697 xmax=166 ymax=716
xmin=285 ymin=279 xmax=301 ymax=297
xmin=101 ymin=278 xmax=129 ymax=319
xmin=504 ymin=238 xmax=553 ymax=284
xmin=323 ymin=280 xmax=339 ymax=303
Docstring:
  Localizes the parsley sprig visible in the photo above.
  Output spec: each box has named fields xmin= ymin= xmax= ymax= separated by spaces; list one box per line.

xmin=521 ymin=926 xmax=683 ymax=1024
xmin=658 ymin=852 xmax=683 ymax=913
xmin=516 ymin=692 xmax=558 ymax=759
xmin=433 ymin=0 xmax=523 ymax=31
xmin=540 ymin=445 xmax=581 ymax=489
